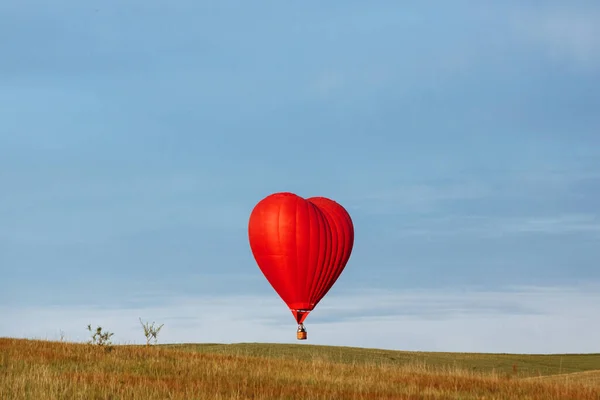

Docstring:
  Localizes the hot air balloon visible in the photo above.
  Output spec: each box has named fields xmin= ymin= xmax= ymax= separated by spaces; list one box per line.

xmin=248 ymin=192 xmax=354 ymax=340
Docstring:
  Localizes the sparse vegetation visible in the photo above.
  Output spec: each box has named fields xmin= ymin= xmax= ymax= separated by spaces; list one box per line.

xmin=0 ymin=338 xmax=599 ymax=399
xmin=86 ymin=324 xmax=114 ymax=347
xmin=139 ymin=317 xmax=164 ymax=346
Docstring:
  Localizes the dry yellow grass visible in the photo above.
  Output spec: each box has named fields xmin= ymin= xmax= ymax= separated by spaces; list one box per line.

xmin=1 ymin=338 xmax=599 ymax=399
xmin=527 ymin=370 xmax=600 ymax=389
xmin=167 ymin=343 xmax=600 ymax=378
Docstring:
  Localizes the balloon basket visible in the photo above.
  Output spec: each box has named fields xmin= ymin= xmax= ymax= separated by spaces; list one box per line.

xmin=297 ymin=331 xmax=307 ymax=340
xmin=297 ymin=324 xmax=307 ymax=340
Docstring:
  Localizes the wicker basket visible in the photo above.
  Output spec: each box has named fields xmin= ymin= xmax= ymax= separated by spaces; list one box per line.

xmin=297 ymin=324 xmax=307 ymax=340
xmin=297 ymin=330 xmax=307 ymax=340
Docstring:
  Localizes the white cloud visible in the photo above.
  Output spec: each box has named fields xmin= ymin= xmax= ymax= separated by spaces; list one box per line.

xmin=502 ymin=214 xmax=600 ymax=235
xmin=0 ymin=170 xmax=252 ymax=245
xmin=310 ymin=71 xmax=347 ymax=98
xmin=394 ymin=213 xmax=600 ymax=238
xmin=3 ymin=285 xmax=600 ymax=354
xmin=513 ymin=8 xmax=600 ymax=70
xmin=352 ymin=182 xmax=490 ymax=215
xmin=306 ymin=66 xmax=395 ymax=101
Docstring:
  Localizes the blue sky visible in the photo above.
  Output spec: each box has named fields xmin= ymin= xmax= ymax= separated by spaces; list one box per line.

xmin=1 ymin=1 xmax=599 ymax=352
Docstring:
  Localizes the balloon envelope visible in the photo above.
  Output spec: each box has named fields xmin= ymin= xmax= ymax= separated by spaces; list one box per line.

xmin=248 ymin=192 xmax=354 ymax=324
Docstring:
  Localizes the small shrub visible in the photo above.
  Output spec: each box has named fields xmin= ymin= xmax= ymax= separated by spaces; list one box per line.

xmin=86 ymin=324 xmax=114 ymax=347
xmin=139 ymin=318 xmax=164 ymax=346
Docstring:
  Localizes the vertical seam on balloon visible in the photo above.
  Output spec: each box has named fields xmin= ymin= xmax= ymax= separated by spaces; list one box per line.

xmin=277 ymin=200 xmax=282 ymax=299
xmin=307 ymin=204 xmax=321 ymax=306
xmin=308 ymin=206 xmax=324 ymax=305
xmin=305 ymin=200 xmax=322 ymax=305
xmin=333 ymin=210 xmax=354 ymax=291
xmin=312 ymin=204 xmax=338 ymax=304
xmin=313 ymin=202 xmax=353 ymax=304
xmin=306 ymin=202 xmax=322 ymax=309
xmin=323 ymin=210 xmax=353 ymax=299
xmin=309 ymin=204 xmax=331 ymax=307
xmin=319 ymin=211 xmax=344 ymax=301
xmin=304 ymin=202 xmax=314 ymax=308
xmin=294 ymin=196 xmax=300 ymax=308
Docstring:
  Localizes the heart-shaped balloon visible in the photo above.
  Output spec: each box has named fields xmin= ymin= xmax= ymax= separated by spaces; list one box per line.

xmin=248 ymin=192 xmax=354 ymax=325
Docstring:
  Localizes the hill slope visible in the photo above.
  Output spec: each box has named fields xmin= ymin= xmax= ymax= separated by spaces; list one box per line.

xmin=1 ymin=338 xmax=599 ymax=400
xmin=164 ymin=342 xmax=600 ymax=378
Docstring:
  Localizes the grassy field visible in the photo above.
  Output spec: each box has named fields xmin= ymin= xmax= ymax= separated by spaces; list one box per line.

xmin=527 ymin=370 xmax=600 ymax=388
xmin=164 ymin=342 xmax=600 ymax=378
xmin=1 ymin=338 xmax=599 ymax=399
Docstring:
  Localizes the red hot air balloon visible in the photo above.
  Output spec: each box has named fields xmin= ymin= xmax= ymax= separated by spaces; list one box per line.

xmin=248 ymin=192 xmax=354 ymax=340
